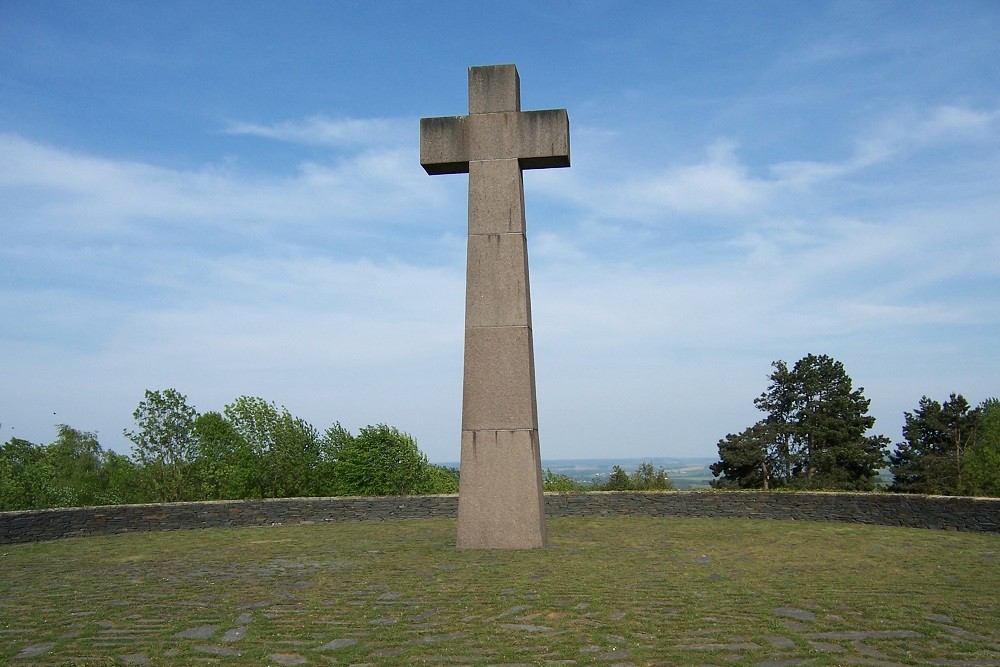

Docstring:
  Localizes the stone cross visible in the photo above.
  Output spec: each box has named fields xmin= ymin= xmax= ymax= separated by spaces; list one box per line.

xmin=420 ymin=64 xmax=570 ymax=549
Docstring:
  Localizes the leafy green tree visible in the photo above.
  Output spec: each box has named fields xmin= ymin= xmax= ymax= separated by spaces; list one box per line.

xmin=596 ymin=462 xmax=673 ymax=491
xmin=543 ymin=469 xmax=583 ymax=493
xmin=2 ymin=428 xmax=141 ymax=509
xmin=964 ymin=398 xmax=1000 ymax=497
xmin=0 ymin=437 xmax=54 ymax=510
xmin=124 ymin=388 xmax=199 ymax=502
xmin=629 ymin=461 xmax=674 ymax=490
xmin=309 ymin=422 xmax=353 ymax=496
xmin=193 ymin=411 xmax=255 ymax=500
xmin=418 ymin=464 xmax=460 ymax=494
xmin=45 ymin=425 xmax=104 ymax=506
xmin=604 ymin=465 xmax=632 ymax=491
xmin=336 ymin=424 xmax=427 ymax=496
xmin=97 ymin=450 xmax=145 ymax=505
xmin=223 ymin=396 xmax=320 ymax=498
xmin=889 ymin=394 xmax=983 ymax=495
xmin=713 ymin=354 xmax=889 ymax=490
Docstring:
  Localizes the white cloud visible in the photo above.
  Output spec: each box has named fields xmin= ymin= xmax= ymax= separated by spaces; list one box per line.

xmin=2 ymin=99 xmax=999 ymax=460
xmin=0 ymin=133 xmax=456 ymax=240
xmin=223 ymin=115 xmax=411 ymax=148
xmin=529 ymin=137 xmax=773 ymax=221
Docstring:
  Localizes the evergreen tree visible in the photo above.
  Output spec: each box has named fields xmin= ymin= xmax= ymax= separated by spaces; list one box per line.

xmin=713 ymin=354 xmax=889 ymax=490
xmin=964 ymin=398 xmax=1000 ymax=497
xmin=889 ymin=394 xmax=982 ymax=495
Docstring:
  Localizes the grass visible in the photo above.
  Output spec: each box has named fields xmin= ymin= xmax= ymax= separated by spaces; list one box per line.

xmin=1 ymin=517 xmax=998 ymax=665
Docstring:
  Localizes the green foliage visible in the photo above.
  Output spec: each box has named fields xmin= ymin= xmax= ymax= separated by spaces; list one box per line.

xmin=223 ymin=396 xmax=320 ymax=498
xmin=964 ymin=398 xmax=1000 ymax=497
xmin=1 ymin=428 xmax=145 ymax=511
xmin=308 ymin=422 xmax=352 ymax=497
xmin=97 ymin=450 xmax=145 ymax=505
xmin=543 ymin=469 xmax=583 ymax=493
xmin=336 ymin=424 xmax=427 ymax=496
xmin=596 ymin=462 xmax=673 ymax=491
xmin=418 ymin=464 xmax=460 ymax=494
xmin=629 ymin=461 xmax=674 ymax=490
xmin=0 ymin=437 xmax=54 ymax=510
xmin=2 ymin=388 xmax=513 ymax=507
xmin=713 ymin=354 xmax=889 ymax=491
xmin=193 ymin=411 xmax=254 ymax=500
xmin=604 ymin=465 xmax=632 ymax=491
xmin=711 ymin=422 xmax=777 ymax=489
xmin=890 ymin=394 xmax=998 ymax=497
xmin=124 ymin=388 xmax=199 ymax=502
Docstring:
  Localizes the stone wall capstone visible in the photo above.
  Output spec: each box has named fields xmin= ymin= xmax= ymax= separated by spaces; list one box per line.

xmin=2 ymin=491 xmax=997 ymax=544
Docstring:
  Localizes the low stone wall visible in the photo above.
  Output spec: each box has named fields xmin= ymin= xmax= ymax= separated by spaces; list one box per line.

xmin=544 ymin=491 xmax=999 ymax=533
xmin=2 ymin=491 xmax=997 ymax=544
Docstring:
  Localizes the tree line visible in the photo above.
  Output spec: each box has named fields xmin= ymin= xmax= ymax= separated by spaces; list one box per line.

xmin=1 ymin=387 xmax=674 ymax=512
xmin=1 ymin=389 xmax=460 ymax=511
xmin=710 ymin=353 xmax=999 ymax=497
xmin=4 ymin=358 xmax=997 ymax=511
xmin=544 ymin=462 xmax=674 ymax=493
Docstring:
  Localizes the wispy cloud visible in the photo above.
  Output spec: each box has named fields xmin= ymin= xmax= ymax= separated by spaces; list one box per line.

xmin=0 ymin=132 xmax=454 ymax=240
xmin=2 ymin=97 xmax=998 ymax=458
xmin=223 ymin=115 xmax=411 ymax=148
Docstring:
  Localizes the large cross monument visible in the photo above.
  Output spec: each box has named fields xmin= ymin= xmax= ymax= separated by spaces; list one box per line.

xmin=420 ymin=64 xmax=570 ymax=549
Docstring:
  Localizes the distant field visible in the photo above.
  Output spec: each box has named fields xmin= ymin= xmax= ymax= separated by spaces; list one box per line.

xmin=535 ymin=457 xmax=894 ymax=490
xmin=542 ymin=456 xmax=718 ymax=488
xmin=2 ymin=517 xmax=997 ymax=665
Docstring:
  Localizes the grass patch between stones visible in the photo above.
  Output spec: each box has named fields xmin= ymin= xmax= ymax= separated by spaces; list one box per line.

xmin=1 ymin=517 xmax=998 ymax=665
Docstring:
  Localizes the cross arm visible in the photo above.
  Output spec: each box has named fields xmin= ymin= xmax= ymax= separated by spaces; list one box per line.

xmin=516 ymin=109 xmax=570 ymax=170
xmin=420 ymin=109 xmax=571 ymax=176
xmin=420 ymin=116 xmax=470 ymax=175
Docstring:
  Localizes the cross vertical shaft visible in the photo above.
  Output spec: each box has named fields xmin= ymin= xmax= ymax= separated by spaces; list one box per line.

xmin=420 ymin=64 xmax=570 ymax=549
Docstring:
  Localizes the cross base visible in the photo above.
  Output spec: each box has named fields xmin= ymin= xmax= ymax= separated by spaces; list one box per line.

xmin=456 ymin=429 xmax=547 ymax=549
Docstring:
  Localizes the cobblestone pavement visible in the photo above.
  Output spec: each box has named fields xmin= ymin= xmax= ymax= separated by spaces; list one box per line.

xmin=6 ymin=588 xmax=999 ymax=664
xmin=2 ymin=521 xmax=998 ymax=665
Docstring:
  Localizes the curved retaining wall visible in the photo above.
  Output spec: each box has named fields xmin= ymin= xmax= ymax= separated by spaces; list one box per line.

xmin=2 ymin=491 xmax=997 ymax=544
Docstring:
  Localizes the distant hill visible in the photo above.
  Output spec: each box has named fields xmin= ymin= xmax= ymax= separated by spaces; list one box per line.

xmin=542 ymin=457 xmax=717 ymax=490
xmin=437 ymin=456 xmax=718 ymax=490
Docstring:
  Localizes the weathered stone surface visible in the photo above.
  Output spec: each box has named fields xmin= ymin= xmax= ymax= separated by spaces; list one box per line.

xmin=15 ymin=642 xmax=56 ymax=658
xmin=675 ymin=642 xmax=762 ymax=650
xmin=457 ymin=429 xmax=546 ymax=549
xmin=500 ymin=623 xmax=552 ymax=632
xmin=174 ymin=625 xmax=219 ymax=639
xmin=409 ymin=631 xmax=468 ymax=644
xmin=193 ymin=644 xmax=240 ymax=656
xmin=465 ymin=231 xmax=530 ymax=326
xmin=421 ymin=64 xmax=569 ymax=550
xmin=773 ymin=608 xmax=817 ymax=622
xmin=468 ymin=160 xmax=525 ymax=235
xmin=492 ymin=605 xmax=532 ymax=619
xmin=316 ymin=638 xmax=357 ymax=651
xmin=469 ymin=63 xmax=520 ymax=114
xmin=808 ymin=630 xmax=920 ymax=640
xmin=462 ymin=327 xmax=538 ymax=430
xmin=765 ymin=635 xmax=797 ymax=649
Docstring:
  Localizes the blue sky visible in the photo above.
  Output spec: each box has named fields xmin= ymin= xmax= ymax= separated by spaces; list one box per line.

xmin=2 ymin=1 xmax=998 ymax=462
